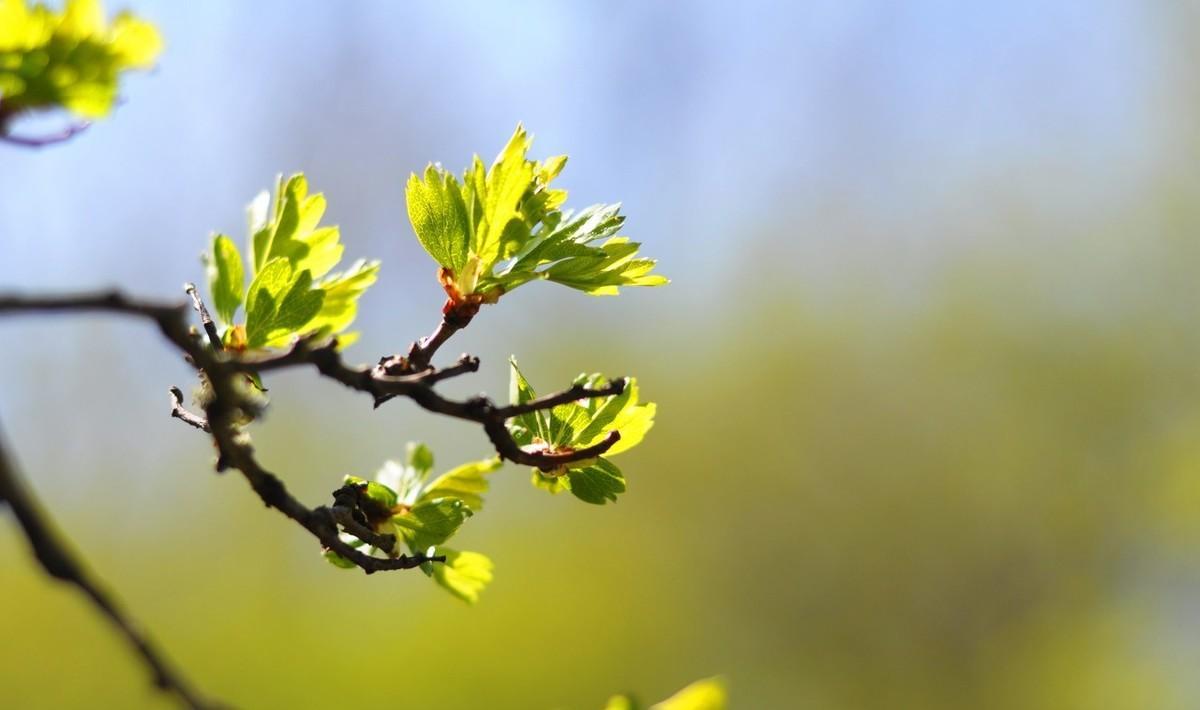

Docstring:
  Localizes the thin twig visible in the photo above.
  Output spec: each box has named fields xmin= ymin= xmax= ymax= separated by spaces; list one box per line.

xmin=169 ymin=387 xmax=210 ymax=432
xmin=495 ymin=378 xmax=627 ymax=419
xmin=0 ymin=121 xmax=91 ymax=148
xmin=0 ymin=425 xmax=212 ymax=709
xmin=184 ymin=283 xmax=223 ymax=352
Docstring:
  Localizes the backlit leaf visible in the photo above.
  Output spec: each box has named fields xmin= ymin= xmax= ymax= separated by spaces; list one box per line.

xmin=428 ymin=548 xmax=493 ymax=604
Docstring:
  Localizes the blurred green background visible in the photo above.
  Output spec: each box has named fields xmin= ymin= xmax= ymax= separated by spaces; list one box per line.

xmin=5 ymin=1 xmax=1200 ymax=708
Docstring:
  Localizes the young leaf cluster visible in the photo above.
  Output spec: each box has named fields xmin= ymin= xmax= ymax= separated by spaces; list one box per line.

xmin=196 ymin=129 xmax=658 ymax=604
xmin=325 ymin=443 xmax=500 ymax=603
xmin=406 ymin=124 xmax=667 ymax=315
xmin=0 ymin=0 xmax=160 ymax=120
xmin=509 ymin=358 xmax=655 ymax=505
xmin=205 ymin=173 xmax=379 ymax=352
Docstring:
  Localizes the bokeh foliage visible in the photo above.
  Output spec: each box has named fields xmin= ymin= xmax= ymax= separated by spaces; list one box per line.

xmin=0 ymin=0 xmax=160 ymax=119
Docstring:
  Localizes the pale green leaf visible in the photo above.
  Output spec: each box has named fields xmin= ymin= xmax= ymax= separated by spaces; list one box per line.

xmin=323 ymin=550 xmax=356 ymax=569
xmin=392 ymin=498 xmax=472 ymax=551
xmin=292 ymin=226 xmax=343 ymax=280
xmin=306 ymin=259 xmax=379 ymax=337
xmin=651 ymin=678 xmax=727 ymax=710
xmin=420 ymin=458 xmax=501 ymax=512
xmin=572 ymin=376 xmax=632 ymax=445
xmin=429 ymin=548 xmax=493 ymax=604
xmin=604 ymin=402 xmax=656 ymax=456
xmin=244 ymin=258 xmax=325 ymax=348
xmin=575 ymin=377 xmax=656 ymax=456
xmin=407 ymin=442 xmax=435 ymax=475
xmin=471 ymin=125 xmax=535 ymax=265
xmin=508 ymin=357 xmax=549 ymax=444
xmin=207 ymin=234 xmax=244 ymax=325
xmin=406 ymin=165 xmax=471 ymax=272
xmin=548 ymin=401 xmax=592 ymax=447
xmin=244 ymin=257 xmax=293 ymax=340
xmin=531 ymin=469 xmax=570 ymax=495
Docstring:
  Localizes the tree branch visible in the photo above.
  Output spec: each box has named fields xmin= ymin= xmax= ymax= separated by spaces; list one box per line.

xmin=220 ymin=334 xmax=623 ymax=468
xmin=494 ymin=378 xmax=627 ymax=419
xmin=405 ymin=318 xmax=462 ymax=371
xmin=0 ymin=290 xmax=444 ymax=576
xmin=0 ymin=285 xmax=631 ymax=702
xmin=0 ymin=425 xmax=212 ymax=709
xmin=0 ymin=287 xmax=624 ymax=549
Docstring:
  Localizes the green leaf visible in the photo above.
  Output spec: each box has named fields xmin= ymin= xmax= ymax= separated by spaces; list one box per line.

xmin=305 ymin=259 xmax=380 ymax=338
xmin=406 ymin=165 xmax=471 ymax=272
xmin=322 ymin=537 xmax=366 ymax=570
xmin=274 ymin=271 xmax=324 ymax=332
xmin=508 ymin=357 xmax=549 ymax=445
xmin=322 ymin=549 xmax=357 ymax=569
xmin=293 ymin=226 xmax=344 ymax=281
xmin=487 ymin=202 xmax=666 ymax=296
xmin=531 ymin=469 xmax=570 ymax=495
xmin=250 ymin=174 xmax=344 ymax=280
xmin=575 ymin=377 xmax=656 ymax=456
xmin=547 ymin=401 xmax=593 ymax=447
xmin=566 ymin=458 xmax=626 ymax=505
xmin=650 ymin=678 xmax=727 ymax=710
xmin=392 ymin=498 xmax=472 ymax=551
xmin=244 ymin=258 xmax=293 ymax=339
xmin=420 ymin=457 xmax=501 ymax=512
xmin=472 ymin=124 xmax=535 ymax=265
xmin=206 ymin=234 xmax=244 ymax=325
xmin=243 ymin=258 xmax=325 ymax=349
xmin=428 ymin=548 xmax=493 ymax=604
xmin=407 ymin=442 xmax=435 ymax=475
xmin=604 ymin=401 xmax=657 ymax=456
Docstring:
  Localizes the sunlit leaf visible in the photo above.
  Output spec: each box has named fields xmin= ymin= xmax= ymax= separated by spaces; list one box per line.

xmin=651 ymin=677 xmax=727 ymax=710
xmin=206 ymin=234 xmax=244 ymax=324
xmin=306 ymin=259 xmax=380 ymax=340
xmin=566 ymin=458 xmax=626 ymax=505
xmin=420 ymin=457 xmax=501 ymax=512
xmin=406 ymin=164 xmax=471 ymax=272
xmin=392 ymin=498 xmax=472 ymax=551
xmin=244 ymin=258 xmax=324 ymax=348
xmin=428 ymin=548 xmax=493 ymax=604
xmin=508 ymin=357 xmax=550 ymax=445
